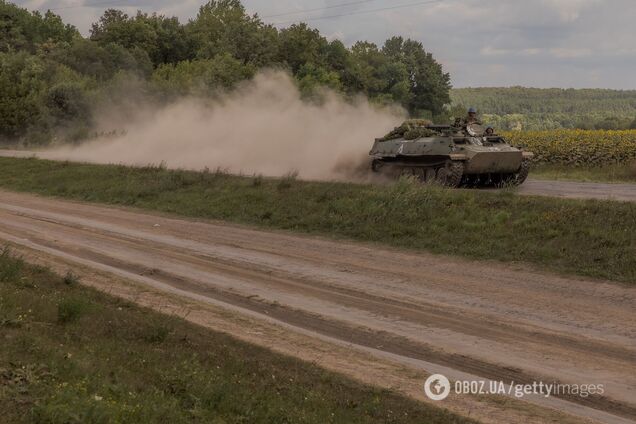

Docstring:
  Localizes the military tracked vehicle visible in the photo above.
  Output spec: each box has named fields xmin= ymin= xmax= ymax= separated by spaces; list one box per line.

xmin=369 ymin=119 xmax=533 ymax=187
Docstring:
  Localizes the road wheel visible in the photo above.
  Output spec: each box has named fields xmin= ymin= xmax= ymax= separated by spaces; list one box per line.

xmin=424 ymin=168 xmax=436 ymax=183
xmin=400 ymin=167 xmax=415 ymax=178
xmin=514 ymin=158 xmax=531 ymax=185
xmin=491 ymin=173 xmax=507 ymax=188
xmin=436 ymin=161 xmax=464 ymax=187
xmin=436 ymin=167 xmax=448 ymax=184
xmin=371 ymin=159 xmax=383 ymax=173
xmin=409 ymin=167 xmax=427 ymax=182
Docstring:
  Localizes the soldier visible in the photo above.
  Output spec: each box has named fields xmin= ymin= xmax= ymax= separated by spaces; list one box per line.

xmin=485 ymin=126 xmax=494 ymax=136
xmin=464 ymin=107 xmax=479 ymax=125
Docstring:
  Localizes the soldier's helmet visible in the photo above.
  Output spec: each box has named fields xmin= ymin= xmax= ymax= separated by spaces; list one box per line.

xmin=468 ymin=107 xmax=477 ymax=114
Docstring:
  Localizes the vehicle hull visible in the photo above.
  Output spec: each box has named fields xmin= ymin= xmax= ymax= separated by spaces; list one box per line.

xmin=369 ymin=134 xmax=532 ymax=187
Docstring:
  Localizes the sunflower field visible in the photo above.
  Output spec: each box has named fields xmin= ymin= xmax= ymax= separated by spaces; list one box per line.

xmin=501 ymin=129 xmax=636 ymax=166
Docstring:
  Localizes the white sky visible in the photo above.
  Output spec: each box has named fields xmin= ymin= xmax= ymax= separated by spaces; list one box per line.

xmin=17 ymin=0 xmax=636 ymax=89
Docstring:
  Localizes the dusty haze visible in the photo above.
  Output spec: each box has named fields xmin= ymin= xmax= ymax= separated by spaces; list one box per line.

xmin=47 ymin=71 xmax=404 ymax=181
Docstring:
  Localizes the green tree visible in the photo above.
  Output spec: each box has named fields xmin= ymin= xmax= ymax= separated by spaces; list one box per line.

xmin=188 ymin=0 xmax=278 ymax=66
xmin=323 ymin=40 xmax=348 ymax=72
xmin=47 ymin=39 xmax=152 ymax=80
xmin=277 ymin=23 xmax=328 ymax=73
xmin=90 ymin=10 xmax=189 ymax=67
xmin=0 ymin=51 xmax=90 ymax=142
xmin=46 ymin=81 xmax=90 ymax=123
xmin=151 ymin=54 xmax=255 ymax=97
xmin=433 ymin=103 xmax=466 ymax=125
xmin=451 ymin=87 xmax=636 ymax=116
xmin=142 ymin=14 xmax=192 ymax=65
xmin=382 ymin=36 xmax=451 ymax=115
xmin=0 ymin=0 xmax=454 ymax=143
xmin=0 ymin=52 xmax=48 ymax=138
xmin=377 ymin=61 xmax=411 ymax=106
xmin=344 ymin=41 xmax=414 ymax=107
xmin=295 ymin=63 xmax=342 ymax=98
xmin=345 ymin=41 xmax=387 ymax=96
xmin=0 ymin=1 xmax=78 ymax=53
xmin=595 ymin=116 xmax=622 ymax=130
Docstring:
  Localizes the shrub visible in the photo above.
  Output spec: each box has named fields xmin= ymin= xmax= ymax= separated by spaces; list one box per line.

xmin=0 ymin=248 xmax=24 ymax=283
xmin=63 ymin=270 xmax=80 ymax=285
xmin=57 ymin=298 xmax=87 ymax=324
xmin=142 ymin=324 xmax=171 ymax=343
xmin=277 ymin=170 xmax=298 ymax=190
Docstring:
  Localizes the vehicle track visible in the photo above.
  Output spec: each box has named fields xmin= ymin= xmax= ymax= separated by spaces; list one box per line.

xmin=0 ymin=190 xmax=634 ymax=423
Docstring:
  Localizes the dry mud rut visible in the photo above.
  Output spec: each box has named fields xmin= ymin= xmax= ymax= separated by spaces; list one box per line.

xmin=0 ymin=190 xmax=634 ymax=424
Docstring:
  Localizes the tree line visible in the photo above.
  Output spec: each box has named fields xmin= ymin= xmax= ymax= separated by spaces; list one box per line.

xmin=452 ymin=87 xmax=636 ymax=130
xmin=0 ymin=0 xmax=451 ymax=145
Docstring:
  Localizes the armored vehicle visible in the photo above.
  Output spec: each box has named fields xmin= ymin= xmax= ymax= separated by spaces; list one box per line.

xmin=369 ymin=119 xmax=533 ymax=187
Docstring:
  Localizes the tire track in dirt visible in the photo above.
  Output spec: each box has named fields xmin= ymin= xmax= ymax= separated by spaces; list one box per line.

xmin=0 ymin=190 xmax=634 ymax=423
xmin=2 ymin=210 xmax=633 ymax=366
xmin=517 ymin=179 xmax=636 ymax=202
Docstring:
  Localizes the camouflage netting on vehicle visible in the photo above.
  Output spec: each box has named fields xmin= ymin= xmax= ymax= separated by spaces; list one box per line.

xmin=379 ymin=119 xmax=437 ymax=141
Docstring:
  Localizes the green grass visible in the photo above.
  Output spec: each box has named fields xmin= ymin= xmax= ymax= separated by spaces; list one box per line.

xmin=0 ymin=157 xmax=634 ymax=283
xmin=531 ymin=163 xmax=636 ymax=183
xmin=0 ymin=248 xmax=475 ymax=423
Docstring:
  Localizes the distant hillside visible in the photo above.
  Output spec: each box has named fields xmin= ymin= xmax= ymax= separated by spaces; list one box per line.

xmin=451 ymin=87 xmax=636 ymax=115
xmin=450 ymin=87 xmax=636 ymax=130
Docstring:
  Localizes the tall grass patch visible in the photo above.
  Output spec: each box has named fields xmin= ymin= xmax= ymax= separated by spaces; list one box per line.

xmin=0 ymin=249 xmax=476 ymax=424
xmin=0 ymin=157 xmax=634 ymax=283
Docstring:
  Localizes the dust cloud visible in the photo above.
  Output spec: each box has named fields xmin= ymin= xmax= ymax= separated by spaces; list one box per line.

xmin=47 ymin=71 xmax=404 ymax=181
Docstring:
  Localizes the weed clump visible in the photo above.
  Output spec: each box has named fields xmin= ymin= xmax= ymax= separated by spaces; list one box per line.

xmin=63 ymin=270 xmax=80 ymax=286
xmin=0 ymin=247 xmax=24 ymax=283
xmin=277 ymin=170 xmax=298 ymax=190
xmin=57 ymin=298 xmax=87 ymax=324
xmin=142 ymin=324 xmax=171 ymax=343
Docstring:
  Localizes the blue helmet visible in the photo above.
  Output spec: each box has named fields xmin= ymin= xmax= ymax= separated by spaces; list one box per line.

xmin=468 ymin=107 xmax=477 ymax=114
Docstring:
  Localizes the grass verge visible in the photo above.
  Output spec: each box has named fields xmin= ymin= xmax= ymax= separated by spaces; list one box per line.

xmin=0 ymin=157 xmax=634 ymax=283
xmin=530 ymin=163 xmax=636 ymax=183
xmin=0 ymin=248 xmax=475 ymax=423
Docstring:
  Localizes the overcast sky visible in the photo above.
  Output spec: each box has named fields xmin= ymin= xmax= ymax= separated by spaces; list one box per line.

xmin=17 ymin=0 xmax=636 ymax=89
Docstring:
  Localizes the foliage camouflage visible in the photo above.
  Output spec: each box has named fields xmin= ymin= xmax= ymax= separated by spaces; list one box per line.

xmin=379 ymin=119 xmax=434 ymax=141
xmin=372 ymin=122 xmax=532 ymax=187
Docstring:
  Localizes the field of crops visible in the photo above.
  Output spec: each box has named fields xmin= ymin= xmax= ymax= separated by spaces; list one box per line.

xmin=502 ymin=129 xmax=636 ymax=166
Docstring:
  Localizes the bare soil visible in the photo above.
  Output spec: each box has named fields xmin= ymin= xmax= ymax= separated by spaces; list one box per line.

xmin=0 ymin=189 xmax=634 ymax=424
xmin=518 ymin=179 xmax=636 ymax=202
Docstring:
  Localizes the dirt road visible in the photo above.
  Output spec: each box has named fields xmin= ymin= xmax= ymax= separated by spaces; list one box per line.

xmin=0 ymin=190 xmax=634 ymax=423
xmin=517 ymin=179 xmax=636 ymax=202
xmin=1 ymin=149 xmax=636 ymax=202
